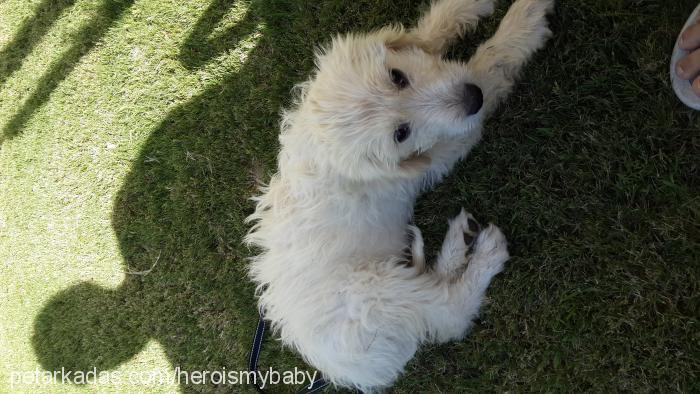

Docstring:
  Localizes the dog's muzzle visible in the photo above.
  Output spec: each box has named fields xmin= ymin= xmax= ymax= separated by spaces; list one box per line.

xmin=463 ymin=83 xmax=483 ymax=115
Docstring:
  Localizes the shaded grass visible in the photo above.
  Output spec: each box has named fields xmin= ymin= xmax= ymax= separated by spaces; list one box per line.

xmin=0 ymin=0 xmax=698 ymax=393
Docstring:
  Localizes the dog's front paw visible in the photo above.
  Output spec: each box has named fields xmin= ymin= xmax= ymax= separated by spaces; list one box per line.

xmin=430 ymin=0 xmax=497 ymax=23
xmin=415 ymin=0 xmax=498 ymax=53
xmin=513 ymin=0 xmax=555 ymax=17
xmin=506 ymin=0 xmax=554 ymax=48
xmin=470 ymin=0 xmax=498 ymax=19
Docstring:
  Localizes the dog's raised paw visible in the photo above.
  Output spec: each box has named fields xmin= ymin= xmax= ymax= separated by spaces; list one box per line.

xmin=518 ymin=0 xmax=555 ymax=15
xmin=502 ymin=0 xmax=554 ymax=47
xmin=472 ymin=0 xmax=498 ymax=18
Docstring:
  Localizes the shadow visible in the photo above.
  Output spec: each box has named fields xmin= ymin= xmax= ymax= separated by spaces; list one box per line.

xmin=33 ymin=282 xmax=149 ymax=374
xmin=31 ymin=0 xmax=410 ymax=392
xmin=178 ymin=0 xmax=256 ymax=69
xmin=1 ymin=0 xmax=135 ymax=143
xmin=0 ymin=0 xmax=77 ymax=89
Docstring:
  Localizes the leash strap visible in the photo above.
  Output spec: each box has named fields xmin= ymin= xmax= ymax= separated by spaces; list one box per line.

xmin=248 ymin=314 xmax=267 ymax=393
xmin=248 ymin=312 xmax=331 ymax=393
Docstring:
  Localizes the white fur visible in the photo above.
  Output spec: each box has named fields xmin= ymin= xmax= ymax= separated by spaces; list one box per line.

xmin=245 ymin=0 xmax=553 ymax=391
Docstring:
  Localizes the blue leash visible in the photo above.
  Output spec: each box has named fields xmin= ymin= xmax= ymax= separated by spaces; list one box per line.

xmin=248 ymin=312 xmax=332 ymax=393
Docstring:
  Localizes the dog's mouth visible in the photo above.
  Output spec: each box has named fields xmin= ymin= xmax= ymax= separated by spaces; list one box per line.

xmin=399 ymin=150 xmax=432 ymax=174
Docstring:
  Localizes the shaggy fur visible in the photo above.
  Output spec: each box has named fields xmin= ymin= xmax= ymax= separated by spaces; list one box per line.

xmin=246 ymin=0 xmax=554 ymax=391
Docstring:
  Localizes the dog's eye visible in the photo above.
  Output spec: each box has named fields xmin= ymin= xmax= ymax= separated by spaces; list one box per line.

xmin=390 ymin=69 xmax=409 ymax=89
xmin=394 ymin=123 xmax=411 ymax=143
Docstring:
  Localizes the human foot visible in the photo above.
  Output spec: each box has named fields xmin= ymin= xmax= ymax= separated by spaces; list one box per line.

xmin=671 ymin=4 xmax=700 ymax=109
xmin=677 ymin=15 xmax=700 ymax=96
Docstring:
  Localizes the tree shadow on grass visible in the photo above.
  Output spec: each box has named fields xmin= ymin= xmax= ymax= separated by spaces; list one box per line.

xmin=31 ymin=0 xmax=412 ymax=392
xmin=1 ymin=0 xmax=135 ymax=144
xmin=178 ymin=0 xmax=258 ymax=70
xmin=0 ymin=0 xmax=77 ymax=89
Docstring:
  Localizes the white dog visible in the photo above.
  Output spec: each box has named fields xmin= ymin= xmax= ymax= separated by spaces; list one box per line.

xmin=246 ymin=0 xmax=553 ymax=391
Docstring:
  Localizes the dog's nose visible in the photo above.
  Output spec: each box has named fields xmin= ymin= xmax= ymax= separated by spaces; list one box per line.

xmin=463 ymin=83 xmax=483 ymax=115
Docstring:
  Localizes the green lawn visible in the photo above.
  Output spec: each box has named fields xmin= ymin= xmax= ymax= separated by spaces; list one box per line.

xmin=0 ymin=0 xmax=698 ymax=392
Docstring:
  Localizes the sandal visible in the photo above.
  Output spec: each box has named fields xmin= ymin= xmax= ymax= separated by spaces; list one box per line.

xmin=670 ymin=3 xmax=700 ymax=110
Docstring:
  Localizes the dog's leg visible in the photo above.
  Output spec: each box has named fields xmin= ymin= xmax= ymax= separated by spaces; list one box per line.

xmin=460 ymin=223 xmax=509 ymax=297
xmin=426 ymin=220 xmax=508 ymax=343
xmin=434 ymin=208 xmax=481 ymax=276
xmin=467 ymin=0 xmax=554 ymax=113
xmin=412 ymin=0 xmax=497 ymax=54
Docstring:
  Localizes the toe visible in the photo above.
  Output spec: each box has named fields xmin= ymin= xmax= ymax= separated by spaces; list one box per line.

xmin=679 ymin=20 xmax=700 ymax=50
xmin=693 ymin=76 xmax=700 ymax=97
xmin=677 ymin=49 xmax=700 ymax=80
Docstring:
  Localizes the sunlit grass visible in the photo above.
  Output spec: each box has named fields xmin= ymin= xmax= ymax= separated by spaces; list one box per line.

xmin=0 ymin=0 xmax=262 ymax=392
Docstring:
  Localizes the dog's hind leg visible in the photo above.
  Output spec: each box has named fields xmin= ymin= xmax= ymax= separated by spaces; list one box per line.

xmin=460 ymin=223 xmax=509 ymax=296
xmin=468 ymin=0 xmax=554 ymax=113
xmin=434 ymin=208 xmax=481 ymax=277
xmin=426 ymin=222 xmax=509 ymax=343
xmin=411 ymin=0 xmax=497 ymax=54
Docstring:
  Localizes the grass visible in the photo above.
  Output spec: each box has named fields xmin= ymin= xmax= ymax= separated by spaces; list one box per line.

xmin=0 ymin=0 xmax=698 ymax=392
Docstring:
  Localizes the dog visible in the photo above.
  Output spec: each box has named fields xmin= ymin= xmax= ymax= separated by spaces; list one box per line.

xmin=246 ymin=0 xmax=553 ymax=391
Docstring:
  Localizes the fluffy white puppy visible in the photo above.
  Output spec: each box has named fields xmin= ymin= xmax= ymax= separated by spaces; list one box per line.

xmin=246 ymin=0 xmax=553 ymax=391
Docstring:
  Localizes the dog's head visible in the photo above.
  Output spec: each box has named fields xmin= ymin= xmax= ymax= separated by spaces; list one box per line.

xmin=290 ymin=27 xmax=485 ymax=183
